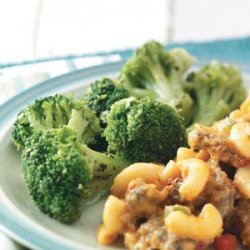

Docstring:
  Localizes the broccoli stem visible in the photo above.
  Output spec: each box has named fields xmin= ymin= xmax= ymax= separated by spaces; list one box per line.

xmin=193 ymin=87 xmax=230 ymax=125
xmin=152 ymin=66 xmax=193 ymax=123
xmin=81 ymin=144 xmax=131 ymax=199
xmin=82 ymin=144 xmax=130 ymax=177
xmin=186 ymin=61 xmax=246 ymax=130
xmin=147 ymin=62 xmax=185 ymax=106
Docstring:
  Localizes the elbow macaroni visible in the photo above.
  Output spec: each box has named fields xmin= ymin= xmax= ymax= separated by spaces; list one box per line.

xmin=111 ymin=153 xmax=210 ymax=202
xmin=161 ymin=154 xmax=210 ymax=200
xmin=230 ymin=90 xmax=250 ymax=122
xmin=160 ymin=160 xmax=181 ymax=185
xmin=230 ymin=122 xmax=250 ymax=158
xmin=103 ymin=195 xmax=126 ymax=233
xmin=165 ymin=203 xmax=223 ymax=241
xmin=176 ymin=147 xmax=209 ymax=162
xmin=234 ymin=167 xmax=250 ymax=199
xmin=110 ymin=163 xmax=164 ymax=198
xmin=97 ymin=224 xmax=118 ymax=245
xmin=160 ymin=148 xmax=210 ymax=187
xmin=97 ymin=195 xmax=126 ymax=245
xmin=178 ymin=158 xmax=210 ymax=201
xmin=176 ymin=147 xmax=197 ymax=161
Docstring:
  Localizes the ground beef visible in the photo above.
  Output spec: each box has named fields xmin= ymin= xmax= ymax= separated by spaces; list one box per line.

xmin=163 ymin=163 xmax=236 ymax=227
xmin=235 ymin=199 xmax=250 ymax=247
xmin=113 ymin=160 xmax=238 ymax=249
xmin=124 ymin=216 xmax=201 ymax=250
xmin=124 ymin=217 xmax=168 ymax=250
xmin=122 ymin=179 xmax=207 ymax=249
xmin=194 ymin=165 xmax=236 ymax=222
xmin=188 ymin=124 xmax=250 ymax=168
xmin=123 ymin=178 xmax=169 ymax=230
xmin=165 ymin=178 xmax=183 ymax=206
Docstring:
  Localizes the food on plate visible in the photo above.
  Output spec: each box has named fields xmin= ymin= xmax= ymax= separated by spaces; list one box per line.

xmin=189 ymin=92 xmax=250 ymax=168
xmin=103 ymin=97 xmax=187 ymax=163
xmin=186 ymin=61 xmax=245 ymax=131
xmin=234 ymin=199 xmax=250 ymax=246
xmin=234 ymin=166 xmax=250 ymax=198
xmin=98 ymin=93 xmax=250 ymax=249
xmin=98 ymin=146 xmax=238 ymax=249
xmin=12 ymin=95 xmax=186 ymax=223
xmin=11 ymin=39 xmax=248 ymax=249
xmin=110 ymin=163 xmax=165 ymax=198
xmin=119 ymin=40 xmax=195 ymax=125
xmin=82 ymin=77 xmax=130 ymax=151
xmin=119 ymin=40 xmax=245 ymax=127
xmin=214 ymin=234 xmax=238 ymax=250
xmin=22 ymin=127 xmax=130 ymax=223
xmin=12 ymin=94 xmax=101 ymax=150
xmin=82 ymin=77 xmax=129 ymax=121
xmin=164 ymin=203 xmax=223 ymax=241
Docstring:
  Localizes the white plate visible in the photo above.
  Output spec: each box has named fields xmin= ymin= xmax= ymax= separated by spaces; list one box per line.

xmin=0 ymin=61 xmax=249 ymax=250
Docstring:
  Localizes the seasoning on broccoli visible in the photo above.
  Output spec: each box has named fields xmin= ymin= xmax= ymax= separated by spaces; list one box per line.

xmin=120 ymin=40 xmax=195 ymax=125
xmin=103 ymin=97 xmax=187 ymax=163
xmin=83 ymin=78 xmax=129 ymax=119
xmin=186 ymin=61 xmax=246 ymax=130
xmin=82 ymin=78 xmax=129 ymax=152
xmin=12 ymin=94 xmax=101 ymax=149
xmin=22 ymin=127 xmax=130 ymax=223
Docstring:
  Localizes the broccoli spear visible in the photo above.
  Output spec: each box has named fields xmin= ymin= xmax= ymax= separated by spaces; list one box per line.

xmin=22 ymin=127 xmax=130 ymax=223
xmin=186 ymin=61 xmax=246 ymax=130
xmin=12 ymin=94 xmax=101 ymax=149
xmin=120 ymin=40 xmax=195 ymax=125
xmin=103 ymin=97 xmax=187 ymax=163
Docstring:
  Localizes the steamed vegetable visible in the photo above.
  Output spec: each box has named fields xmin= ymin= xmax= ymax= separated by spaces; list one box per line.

xmin=104 ymin=97 xmax=187 ymax=163
xmin=82 ymin=78 xmax=129 ymax=120
xmin=82 ymin=78 xmax=129 ymax=151
xmin=186 ymin=61 xmax=246 ymax=130
xmin=120 ymin=40 xmax=195 ymax=125
xmin=12 ymin=94 xmax=101 ymax=149
xmin=22 ymin=127 xmax=130 ymax=223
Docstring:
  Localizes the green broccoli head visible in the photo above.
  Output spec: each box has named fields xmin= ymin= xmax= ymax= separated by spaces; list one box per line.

xmin=22 ymin=127 xmax=91 ymax=223
xmin=22 ymin=127 xmax=130 ymax=223
xmin=83 ymin=78 xmax=129 ymax=118
xmin=186 ymin=61 xmax=246 ymax=129
xmin=12 ymin=94 xmax=101 ymax=149
xmin=103 ymin=97 xmax=187 ymax=163
xmin=82 ymin=78 xmax=129 ymax=152
xmin=119 ymin=40 xmax=195 ymax=125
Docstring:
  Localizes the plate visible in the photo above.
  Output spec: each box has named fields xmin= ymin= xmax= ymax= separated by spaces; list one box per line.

xmin=0 ymin=61 xmax=249 ymax=250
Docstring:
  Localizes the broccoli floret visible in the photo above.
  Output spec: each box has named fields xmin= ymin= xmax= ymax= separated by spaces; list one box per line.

xmin=83 ymin=78 xmax=129 ymax=118
xmin=22 ymin=127 xmax=130 ymax=223
xmin=12 ymin=94 xmax=101 ymax=149
xmin=82 ymin=78 xmax=129 ymax=152
xmin=186 ymin=61 xmax=246 ymax=130
xmin=119 ymin=40 xmax=195 ymax=125
xmin=103 ymin=97 xmax=187 ymax=163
